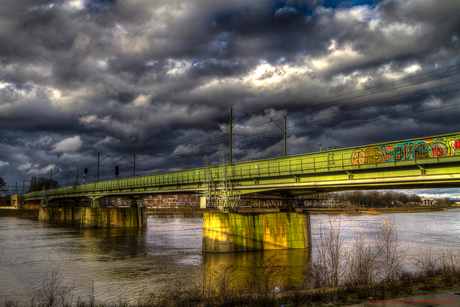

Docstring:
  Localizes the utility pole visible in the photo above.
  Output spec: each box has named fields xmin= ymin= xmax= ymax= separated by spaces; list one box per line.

xmin=97 ymin=152 xmax=100 ymax=182
xmin=123 ymin=155 xmax=136 ymax=177
xmin=97 ymin=152 xmax=109 ymax=182
xmin=284 ymin=115 xmax=287 ymax=157
xmin=76 ymin=170 xmax=78 ymax=184
xmin=270 ymin=115 xmax=287 ymax=157
xmin=229 ymin=107 xmax=248 ymax=164
xmin=230 ymin=107 xmax=233 ymax=164
xmin=23 ymin=180 xmax=25 ymax=194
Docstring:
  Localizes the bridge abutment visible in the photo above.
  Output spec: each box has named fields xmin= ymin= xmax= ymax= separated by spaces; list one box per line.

xmin=202 ymin=212 xmax=311 ymax=253
xmin=80 ymin=207 xmax=147 ymax=228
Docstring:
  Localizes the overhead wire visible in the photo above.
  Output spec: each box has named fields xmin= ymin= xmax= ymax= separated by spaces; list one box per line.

xmin=227 ymin=84 xmax=460 ymax=142
xmin=271 ymin=71 xmax=460 ymax=121
xmin=52 ymin=63 xmax=460 ymax=182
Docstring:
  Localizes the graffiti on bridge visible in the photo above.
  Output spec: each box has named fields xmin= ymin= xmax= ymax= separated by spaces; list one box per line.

xmin=351 ymin=136 xmax=460 ymax=165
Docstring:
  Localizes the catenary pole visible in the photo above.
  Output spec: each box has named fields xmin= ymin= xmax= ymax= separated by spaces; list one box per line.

xmin=230 ymin=107 xmax=233 ymax=164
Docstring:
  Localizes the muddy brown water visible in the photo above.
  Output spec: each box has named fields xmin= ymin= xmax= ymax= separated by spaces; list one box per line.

xmin=1 ymin=209 xmax=459 ymax=303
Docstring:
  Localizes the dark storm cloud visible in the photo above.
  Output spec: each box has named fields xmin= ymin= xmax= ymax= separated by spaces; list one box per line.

xmin=1 ymin=0 xmax=460 ymax=195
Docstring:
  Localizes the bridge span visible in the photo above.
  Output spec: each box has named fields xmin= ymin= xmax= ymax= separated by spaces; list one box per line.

xmin=24 ymin=131 xmax=460 ymax=204
xmin=23 ymin=132 xmax=460 ymax=253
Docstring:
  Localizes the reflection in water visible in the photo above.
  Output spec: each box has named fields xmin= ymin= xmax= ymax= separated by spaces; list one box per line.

xmin=202 ymin=248 xmax=312 ymax=290
xmin=79 ymin=227 xmax=148 ymax=259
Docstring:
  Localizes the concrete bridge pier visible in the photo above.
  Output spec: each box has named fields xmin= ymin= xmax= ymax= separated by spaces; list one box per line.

xmin=127 ymin=195 xmax=144 ymax=207
xmin=202 ymin=212 xmax=311 ymax=253
xmin=38 ymin=206 xmax=82 ymax=220
xmin=80 ymin=207 xmax=147 ymax=228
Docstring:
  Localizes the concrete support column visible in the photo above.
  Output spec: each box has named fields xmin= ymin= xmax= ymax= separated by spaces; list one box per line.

xmin=81 ymin=207 xmax=147 ymax=228
xmin=87 ymin=196 xmax=104 ymax=208
xmin=202 ymin=212 xmax=311 ymax=253
xmin=128 ymin=195 xmax=143 ymax=208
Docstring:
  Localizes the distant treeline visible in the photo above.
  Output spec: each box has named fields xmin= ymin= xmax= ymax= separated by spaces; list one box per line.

xmin=328 ymin=191 xmax=451 ymax=207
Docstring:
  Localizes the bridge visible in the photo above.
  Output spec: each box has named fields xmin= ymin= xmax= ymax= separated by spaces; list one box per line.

xmin=25 ymin=132 xmax=460 ymax=204
xmin=23 ymin=132 xmax=460 ymax=253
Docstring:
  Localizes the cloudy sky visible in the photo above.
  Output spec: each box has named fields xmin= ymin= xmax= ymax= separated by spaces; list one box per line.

xmin=1 ymin=0 xmax=460 ymax=198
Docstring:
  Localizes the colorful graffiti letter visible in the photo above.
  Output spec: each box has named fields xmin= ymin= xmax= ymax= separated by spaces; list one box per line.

xmin=351 ymin=149 xmax=365 ymax=165
xmin=350 ymin=136 xmax=460 ymax=165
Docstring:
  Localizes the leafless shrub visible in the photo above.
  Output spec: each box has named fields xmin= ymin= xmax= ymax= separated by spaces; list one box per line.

xmin=413 ymin=248 xmax=441 ymax=277
xmin=211 ymin=264 xmax=239 ymax=301
xmin=413 ymin=249 xmax=460 ymax=278
xmin=193 ymin=263 xmax=212 ymax=301
xmin=306 ymin=217 xmax=347 ymax=288
xmin=375 ymin=217 xmax=406 ymax=282
xmin=40 ymin=265 xmax=75 ymax=307
xmin=244 ymin=255 xmax=284 ymax=298
xmin=438 ymin=250 xmax=460 ymax=274
xmin=153 ymin=278 xmax=188 ymax=307
xmin=345 ymin=230 xmax=378 ymax=286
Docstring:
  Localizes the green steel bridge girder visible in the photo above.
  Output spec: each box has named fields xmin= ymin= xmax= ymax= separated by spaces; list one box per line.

xmin=24 ymin=131 xmax=460 ymax=201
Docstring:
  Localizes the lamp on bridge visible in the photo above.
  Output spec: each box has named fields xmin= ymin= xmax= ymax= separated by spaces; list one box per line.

xmin=318 ymin=143 xmax=322 ymax=152
xmin=115 ymin=166 xmax=119 ymax=179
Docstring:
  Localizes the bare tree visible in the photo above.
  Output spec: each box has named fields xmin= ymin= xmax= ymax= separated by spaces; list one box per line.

xmin=28 ymin=176 xmax=60 ymax=192
xmin=0 ymin=177 xmax=6 ymax=191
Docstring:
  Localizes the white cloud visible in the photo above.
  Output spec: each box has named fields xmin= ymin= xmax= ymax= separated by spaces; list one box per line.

xmin=17 ymin=163 xmax=57 ymax=175
xmin=0 ymin=161 xmax=10 ymax=168
xmin=38 ymin=136 xmax=52 ymax=146
xmin=78 ymin=114 xmax=100 ymax=127
xmin=18 ymin=162 xmax=32 ymax=171
xmin=131 ymin=94 xmax=151 ymax=107
xmin=52 ymin=136 xmax=82 ymax=152
xmin=95 ymin=136 xmax=119 ymax=146
xmin=173 ymin=144 xmax=199 ymax=155
xmin=63 ymin=0 xmax=84 ymax=11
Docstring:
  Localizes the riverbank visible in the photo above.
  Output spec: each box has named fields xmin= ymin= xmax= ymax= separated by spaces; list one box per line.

xmin=145 ymin=205 xmax=458 ymax=216
xmin=3 ymin=271 xmax=459 ymax=307
xmin=308 ymin=205 xmax=458 ymax=215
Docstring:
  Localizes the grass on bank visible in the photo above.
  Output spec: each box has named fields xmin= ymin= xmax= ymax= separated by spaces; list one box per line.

xmin=4 ymin=272 xmax=460 ymax=307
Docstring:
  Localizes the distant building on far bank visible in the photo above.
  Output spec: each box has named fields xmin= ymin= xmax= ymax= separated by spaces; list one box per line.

xmin=143 ymin=195 xmax=199 ymax=207
xmin=422 ymin=199 xmax=437 ymax=206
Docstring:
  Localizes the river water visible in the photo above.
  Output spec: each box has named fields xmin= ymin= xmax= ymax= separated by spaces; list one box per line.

xmin=1 ymin=209 xmax=460 ymax=304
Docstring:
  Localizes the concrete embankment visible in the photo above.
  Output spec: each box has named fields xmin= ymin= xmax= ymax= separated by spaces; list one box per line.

xmin=0 ymin=208 xmax=39 ymax=218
